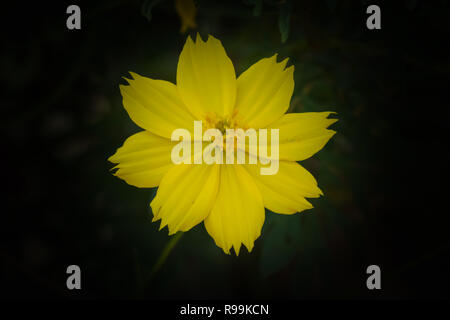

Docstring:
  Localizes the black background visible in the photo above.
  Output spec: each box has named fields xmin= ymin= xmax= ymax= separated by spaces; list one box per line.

xmin=1 ymin=0 xmax=450 ymax=300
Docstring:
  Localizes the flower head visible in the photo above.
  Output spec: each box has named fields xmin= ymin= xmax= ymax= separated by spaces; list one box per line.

xmin=109 ymin=34 xmax=337 ymax=255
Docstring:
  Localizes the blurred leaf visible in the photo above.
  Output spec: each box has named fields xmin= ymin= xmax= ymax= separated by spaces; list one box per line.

xmin=243 ymin=0 xmax=263 ymax=16
xmin=260 ymin=208 xmax=327 ymax=277
xmin=260 ymin=212 xmax=299 ymax=277
xmin=297 ymin=95 xmax=319 ymax=112
xmin=141 ymin=0 xmax=165 ymax=22
xmin=278 ymin=1 xmax=291 ymax=43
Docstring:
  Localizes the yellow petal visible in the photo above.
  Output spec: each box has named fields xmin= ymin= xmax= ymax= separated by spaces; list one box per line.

xmin=204 ymin=165 xmax=265 ymax=255
xmin=120 ymin=72 xmax=196 ymax=138
xmin=235 ymin=54 xmax=294 ymax=129
xmin=151 ymin=164 xmax=220 ymax=235
xmin=177 ymin=35 xmax=237 ymax=119
xmin=269 ymin=112 xmax=337 ymax=161
xmin=244 ymin=161 xmax=322 ymax=214
xmin=108 ymin=131 xmax=175 ymax=188
xmin=175 ymin=0 xmax=197 ymax=33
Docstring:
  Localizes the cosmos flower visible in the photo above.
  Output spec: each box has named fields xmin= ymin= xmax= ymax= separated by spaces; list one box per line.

xmin=109 ymin=34 xmax=337 ymax=255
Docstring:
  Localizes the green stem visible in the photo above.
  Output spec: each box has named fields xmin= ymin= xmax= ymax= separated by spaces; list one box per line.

xmin=148 ymin=232 xmax=184 ymax=280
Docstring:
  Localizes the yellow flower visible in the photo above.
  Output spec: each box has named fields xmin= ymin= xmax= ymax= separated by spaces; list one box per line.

xmin=109 ymin=34 xmax=337 ymax=255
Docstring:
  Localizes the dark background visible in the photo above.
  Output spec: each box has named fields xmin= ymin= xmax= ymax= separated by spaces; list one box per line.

xmin=1 ymin=0 xmax=450 ymax=299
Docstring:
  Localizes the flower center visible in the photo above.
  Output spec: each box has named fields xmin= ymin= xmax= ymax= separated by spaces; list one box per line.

xmin=203 ymin=109 xmax=245 ymax=150
xmin=215 ymin=119 xmax=232 ymax=134
xmin=203 ymin=109 xmax=242 ymax=133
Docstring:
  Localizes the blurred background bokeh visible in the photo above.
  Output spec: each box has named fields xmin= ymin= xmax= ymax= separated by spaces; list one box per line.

xmin=2 ymin=0 xmax=450 ymax=299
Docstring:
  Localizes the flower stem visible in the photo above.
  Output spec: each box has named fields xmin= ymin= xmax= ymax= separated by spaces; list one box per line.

xmin=148 ymin=232 xmax=183 ymax=280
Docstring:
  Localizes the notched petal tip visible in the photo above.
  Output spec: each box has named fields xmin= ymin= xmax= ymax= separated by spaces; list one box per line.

xmin=328 ymin=129 xmax=338 ymax=137
xmin=108 ymin=164 xmax=120 ymax=174
xmin=323 ymin=112 xmax=339 ymax=123
xmin=128 ymin=71 xmax=142 ymax=80
xmin=265 ymin=53 xmax=278 ymax=63
xmin=269 ymin=53 xmax=292 ymax=71
xmin=185 ymin=34 xmax=194 ymax=45
xmin=231 ymin=241 xmax=256 ymax=256
xmin=285 ymin=64 xmax=294 ymax=74
xmin=107 ymin=153 xmax=118 ymax=164
xmin=297 ymin=201 xmax=314 ymax=213
xmin=279 ymin=57 xmax=289 ymax=69
xmin=158 ymin=220 xmax=168 ymax=231
xmin=195 ymin=32 xmax=204 ymax=43
xmin=118 ymin=83 xmax=129 ymax=94
xmin=327 ymin=119 xmax=339 ymax=127
xmin=244 ymin=242 xmax=254 ymax=254
xmin=206 ymin=34 xmax=221 ymax=45
xmin=317 ymin=187 xmax=324 ymax=197
xmin=151 ymin=214 xmax=161 ymax=223
xmin=120 ymin=71 xmax=137 ymax=84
